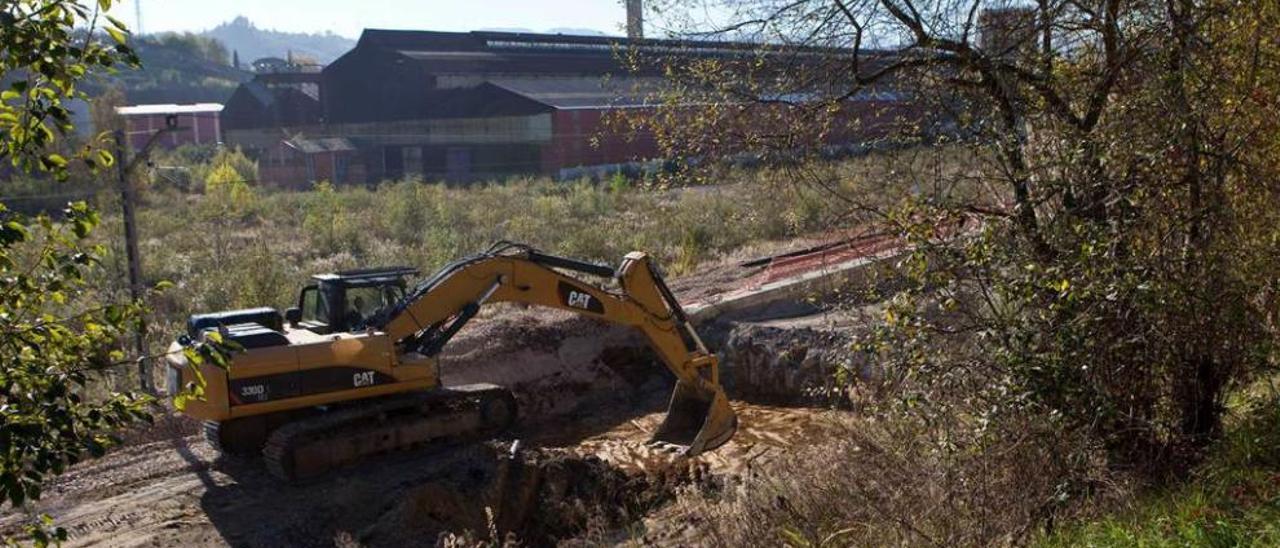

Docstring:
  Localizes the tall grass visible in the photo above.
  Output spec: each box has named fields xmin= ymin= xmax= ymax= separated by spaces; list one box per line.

xmin=81 ymin=161 xmax=894 ymax=380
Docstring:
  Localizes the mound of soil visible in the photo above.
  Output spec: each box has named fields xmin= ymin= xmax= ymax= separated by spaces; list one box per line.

xmin=441 ymin=312 xmax=666 ymax=421
xmin=361 ymin=441 xmax=689 ymax=547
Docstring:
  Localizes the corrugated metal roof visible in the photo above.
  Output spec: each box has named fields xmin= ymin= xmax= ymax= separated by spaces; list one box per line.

xmin=353 ymin=29 xmax=860 ymax=78
xmin=358 ymin=29 xmax=863 ymax=59
xmin=243 ymin=82 xmax=274 ymax=106
xmin=116 ymin=103 xmax=223 ymax=115
xmin=239 ymin=81 xmax=320 ymax=107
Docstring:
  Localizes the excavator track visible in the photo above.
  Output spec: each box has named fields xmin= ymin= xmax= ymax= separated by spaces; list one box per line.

xmin=205 ymin=409 xmax=312 ymax=457
xmin=263 ymin=383 xmax=517 ymax=482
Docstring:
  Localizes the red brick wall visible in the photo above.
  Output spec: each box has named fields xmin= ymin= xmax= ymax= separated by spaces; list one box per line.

xmin=123 ymin=112 xmax=222 ymax=150
xmin=258 ymin=140 xmax=366 ymax=188
xmin=544 ymin=109 xmax=661 ymax=174
xmin=542 ymin=99 xmax=923 ymax=176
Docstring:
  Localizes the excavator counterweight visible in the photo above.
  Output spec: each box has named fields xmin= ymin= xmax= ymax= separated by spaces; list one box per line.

xmin=167 ymin=242 xmax=736 ymax=479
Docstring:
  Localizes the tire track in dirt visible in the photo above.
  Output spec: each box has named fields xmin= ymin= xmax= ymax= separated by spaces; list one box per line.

xmin=0 ymin=436 xmax=220 ymax=547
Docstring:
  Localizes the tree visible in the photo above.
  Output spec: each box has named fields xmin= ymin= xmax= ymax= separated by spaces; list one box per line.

xmin=0 ymin=2 xmax=225 ymax=544
xmin=0 ymin=0 xmax=137 ymax=175
xmin=201 ymin=161 xmax=255 ymax=267
xmin=204 ymin=162 xmax=252 ymax=207
xmin=0 ymin=202 xmax=152 ymax=545
xmin=88 ymin=85 xmax=125 ymax=136
xmin=144 ymin=32 xmax=230 ymax=66
xmin=640 ymin=0 xmax=1280 ymax=499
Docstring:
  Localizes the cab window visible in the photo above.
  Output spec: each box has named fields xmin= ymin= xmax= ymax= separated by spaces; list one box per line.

xmin=300 ymin=286 xmax=327 ymax=325
xmin=341 ymin=284 xmax=404 ymax=331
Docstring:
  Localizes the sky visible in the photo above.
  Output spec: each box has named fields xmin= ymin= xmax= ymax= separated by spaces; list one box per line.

xmin=109 ymin=0 xmax=632 ymax=38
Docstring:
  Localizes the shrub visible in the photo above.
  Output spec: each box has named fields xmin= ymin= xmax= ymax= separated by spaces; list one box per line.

xmin=302 ymin=181 xmax=363 ymax=257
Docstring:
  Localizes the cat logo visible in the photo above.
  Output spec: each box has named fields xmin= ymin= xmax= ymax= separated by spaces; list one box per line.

xmin=353 ymin=370 xmax=377 ymax=387
xmin=567 ymin=290 xmax=593 ymax=310
xmin=557 ymin=281 xmax=605 ymax=314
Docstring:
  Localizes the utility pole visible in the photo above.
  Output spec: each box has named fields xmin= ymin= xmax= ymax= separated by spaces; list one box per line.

xmin=112 ymin=116 xmax=183 ymax=394
xmin=113 ymin=130 xmax=149 ymax=393
xmin=134 ymin=0 xmax=143 ymax=35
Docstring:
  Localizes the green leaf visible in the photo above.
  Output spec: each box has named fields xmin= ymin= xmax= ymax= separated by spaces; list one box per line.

xmin=41 ymin=153 xmax=68 ymax=169
xmin=105 ymin=15 xmax=128 ymax=32
xmin=95 ymin=148 xmax=114 ymax=168
xmin=105 ymin=26 xmax=128 ymax=45
xmin=72 ymin=219 xmax=92 ymax=238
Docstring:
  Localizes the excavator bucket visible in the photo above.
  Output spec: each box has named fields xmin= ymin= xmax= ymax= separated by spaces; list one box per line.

xmin=651 ymin=380 xmax=737 ymax=455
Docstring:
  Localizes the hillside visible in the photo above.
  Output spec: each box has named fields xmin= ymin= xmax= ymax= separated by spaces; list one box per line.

xmin=203 ymin=16 xmax=354 ymax=65
xmin=104 ymin=33 xmax=251 ymax=104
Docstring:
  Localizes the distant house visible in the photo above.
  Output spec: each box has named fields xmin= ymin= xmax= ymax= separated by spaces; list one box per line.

xmin=115 ymin=103 xmax=223 ymax=150
xmin=251 ymin=57 xmax=290 ymax=74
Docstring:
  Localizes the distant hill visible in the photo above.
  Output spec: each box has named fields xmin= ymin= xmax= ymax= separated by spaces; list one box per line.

xmin=204 ymin=16 xmax=355 ymax=65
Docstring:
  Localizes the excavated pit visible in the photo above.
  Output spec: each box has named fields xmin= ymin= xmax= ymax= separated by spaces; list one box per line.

xmin=364 ymin=300 xmax=874 ymax=546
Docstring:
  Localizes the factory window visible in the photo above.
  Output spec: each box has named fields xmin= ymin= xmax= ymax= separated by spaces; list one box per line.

xmin=383 ymin=146 xmax=403 ymax=178
xmin=335 ymin=155 xmax=349 ymax=183
xmin=403 ymin=146 xmax=423 ymax=177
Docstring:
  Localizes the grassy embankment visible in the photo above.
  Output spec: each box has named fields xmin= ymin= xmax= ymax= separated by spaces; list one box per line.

xmin=1039 ymin=382 xmax=1280 ymax=547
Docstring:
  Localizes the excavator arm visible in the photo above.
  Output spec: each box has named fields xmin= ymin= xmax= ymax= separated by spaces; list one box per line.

xmin=374 ymin=242 xmax=737 ymax=455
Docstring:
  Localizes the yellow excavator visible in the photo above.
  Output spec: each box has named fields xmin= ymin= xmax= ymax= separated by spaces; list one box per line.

xmin=166 ymin=242 xmax=737 ymax=480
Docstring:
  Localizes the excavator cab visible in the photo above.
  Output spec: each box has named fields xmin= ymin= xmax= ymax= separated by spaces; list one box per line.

xmin=285 ymin=267 xmax=419 ymax=334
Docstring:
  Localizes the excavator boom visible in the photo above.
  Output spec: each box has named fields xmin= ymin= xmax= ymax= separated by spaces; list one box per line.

xmin=375 ymin=241 xmax=737 ymax=455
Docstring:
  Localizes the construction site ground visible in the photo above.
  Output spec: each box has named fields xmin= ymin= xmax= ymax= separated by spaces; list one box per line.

xmin=0 ymin=235 xmax=887 ymax=547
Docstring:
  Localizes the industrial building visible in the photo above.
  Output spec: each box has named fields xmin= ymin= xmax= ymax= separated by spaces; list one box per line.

xmin=224 ymin=29 xmax=673 ymax=186
xmin=219 ymin=20 xmax=917 ymax=187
